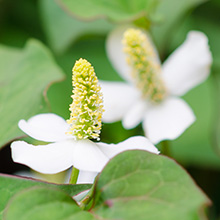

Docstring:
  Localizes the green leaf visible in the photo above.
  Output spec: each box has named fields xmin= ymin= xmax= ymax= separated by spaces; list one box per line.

xmin=151 ymin=0 xmax=206 ymax=53
xmin=58 ymin=0 xmax=158 ymax=23
xmin=92 ymin=150 xmax=210 ymax=220
xmin=39 ymin=0 xmax=113 ymax=54
xmin=4 ymin=187 xmax=94 ymax=220
xmin=0 ymin=174 xmax=91 ymax=219
xmin=0 ymin=39 xmax=65 ymax=148
xmin=1 ymin=151 xmax=210 ymax=219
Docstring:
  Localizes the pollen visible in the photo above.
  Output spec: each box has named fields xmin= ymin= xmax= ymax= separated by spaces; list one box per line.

xmin=67 ymin=58 xmax=104 ymax=140
xmin=123 ymin=28 xmax=167 ymax=103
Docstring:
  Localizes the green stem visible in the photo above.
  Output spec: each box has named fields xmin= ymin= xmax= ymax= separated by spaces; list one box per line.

xmin=69 ymin=166 xmax=79 ymax=184
xmin=80 ymin=180 xmax=96 ymax=210
xmin=161 ymin=140 xmax=171 ymax=157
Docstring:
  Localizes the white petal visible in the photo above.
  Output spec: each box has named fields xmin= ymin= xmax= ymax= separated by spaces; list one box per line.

xmin=97 ymin=136 xmax=159 ymax=159
xmin=162 ymin=31 xmax=212 ymax=96
xmin=11 ymin=140 xmax=75 ymax=174
xmin=106 ymin=25 xmax=134 ymax=82
xmin=122 ymin=99 xmax=147 ymax=129
xmin=143 ymin=97 xmax=195 ymax=144
xmin=73 ymin=140 xmax=109 ymax=172
xmin=100 ymin=80 xmax=140 ymax=123
xmin=77 ymin=170 xmax=98 ymax=184
xmin=18 ymin=113 xmax=70 ymax=142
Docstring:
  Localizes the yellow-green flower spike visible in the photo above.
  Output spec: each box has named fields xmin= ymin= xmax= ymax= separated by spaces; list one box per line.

xmin=123 ymin=28 xmax=167 ymax=103
xmin=67 ymin=58 xmax=104 ymax=140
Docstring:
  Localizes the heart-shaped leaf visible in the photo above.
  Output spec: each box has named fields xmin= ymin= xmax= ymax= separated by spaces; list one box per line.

xmin=3 ymin=187 xmax=94 ymax=220
xmin=58 ymin=0 xmax=158 ymax=23
xmin=40 ymin=0 xmax=113 ymax=54
xmin=2 ymin=151 xmax=210 ymax=220
xmin=92 ymin=150 xmax=210 ymax=220
xmin=0 ymin=174 xmax=91 ymax=219
xmin=0 ymin=40 xmax=65 ymax=148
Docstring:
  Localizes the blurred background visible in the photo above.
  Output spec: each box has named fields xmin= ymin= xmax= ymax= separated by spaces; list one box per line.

xmin=0 ymin=0 xmax=220 ymax=219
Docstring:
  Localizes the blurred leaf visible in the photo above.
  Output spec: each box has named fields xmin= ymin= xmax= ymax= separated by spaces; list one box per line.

xmin=39 ymin=0 xmax=113 ymax=54
xmin=92 ymin=150 xmax=210 ymax=220
xmin=4 ymin=187 xmax=94 ymax=220
xmin=0 ymin=174 xmax=92 ymax=219
xmin=151 ymin=0 xmax=206 ymax=54
xmin=0 ymin=40 xmax=65 ymax=148
xmin=58 ymin=0 xmax=158 ymax=23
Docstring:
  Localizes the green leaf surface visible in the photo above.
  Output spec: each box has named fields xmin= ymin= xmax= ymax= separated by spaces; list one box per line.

xmin=0 ymin=40 xmax=65 ymax=148
xmin=92 ymin=150 xmax=210 ymax=220
xmin=58 ymin=0 xmax=158 ymax=23
xmin=4 ymin=187 xmax=94 ymax=220
xmin=39 ymin=0 xmax=113 ymax=54
xmin=0 ymin=174 xmax=91 ymax=219
xmin=1 ymin=151 xmax=210 ymax=220
xmin=151 ymin=0 xmax=206 ymax=53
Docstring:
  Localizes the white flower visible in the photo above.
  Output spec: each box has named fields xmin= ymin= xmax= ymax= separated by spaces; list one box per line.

xmin=11 ymin=58 xmax=159 ymax=184
xmin=101 ymin=26 xmax=212 ymax=144
xmin=11 ymin=113 xmax=159 ymax=183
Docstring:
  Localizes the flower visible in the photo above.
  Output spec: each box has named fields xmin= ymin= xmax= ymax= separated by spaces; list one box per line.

xmin=101 ymin=26 xmax=212 ymax=144
xmin=11 ymin=58 xmax=159 ymax=184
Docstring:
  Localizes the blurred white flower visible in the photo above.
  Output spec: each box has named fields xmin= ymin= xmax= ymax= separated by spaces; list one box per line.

xmin=101 ymin=26 xmax=212 ymax=144
xmin=11 ymin=113 xmax=159 ymax=184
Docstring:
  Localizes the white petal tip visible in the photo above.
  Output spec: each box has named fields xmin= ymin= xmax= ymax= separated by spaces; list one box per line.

xmin=162 ymin=30 xmax=212 ymax=96
xmin=11 ymin=140 xmax=74 ymax=174
xmin=144 ymin=98 xmax=196 ymax=145
xmin=97 ymin=136 xmax=160 ymax=160
xmin=187 ymin=31 xmax=208 ymax=42
xmin=18 ymin=119 xmax=26 ymax=130
xmin=17 ymin=113 xmax=69 ymax=142
xmin=151 ymin=114 xmax=196 ymax=145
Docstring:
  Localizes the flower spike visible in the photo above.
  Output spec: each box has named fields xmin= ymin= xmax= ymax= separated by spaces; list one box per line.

xmin=123 ymin=28 xmax=167 ymax=103
xmin=67 ymin=58 xmax=104 ymax=140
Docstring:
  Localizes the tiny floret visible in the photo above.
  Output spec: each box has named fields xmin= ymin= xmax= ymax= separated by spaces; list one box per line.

xmin=123 ymin=28 xmax=167 ymax=102
xmin=67 ymin=58 xmax=104 ymax=140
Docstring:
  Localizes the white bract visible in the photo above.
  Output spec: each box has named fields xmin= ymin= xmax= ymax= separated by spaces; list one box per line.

xmin=11 ymin=58 xmax=159 ymax=184
xmin=11 ymin=113 xmax=159 ymax=183
xmin=101 ymin=26 xmax=212 ymax=144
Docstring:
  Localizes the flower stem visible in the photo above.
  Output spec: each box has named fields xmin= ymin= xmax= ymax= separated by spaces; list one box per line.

xmin=69 ymin=166 xmax=79 ymax=184
xmin=161 ymin=140 xmax=171 ymax=157
xmin=79 ymin=183 xmax=96 ymax=210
